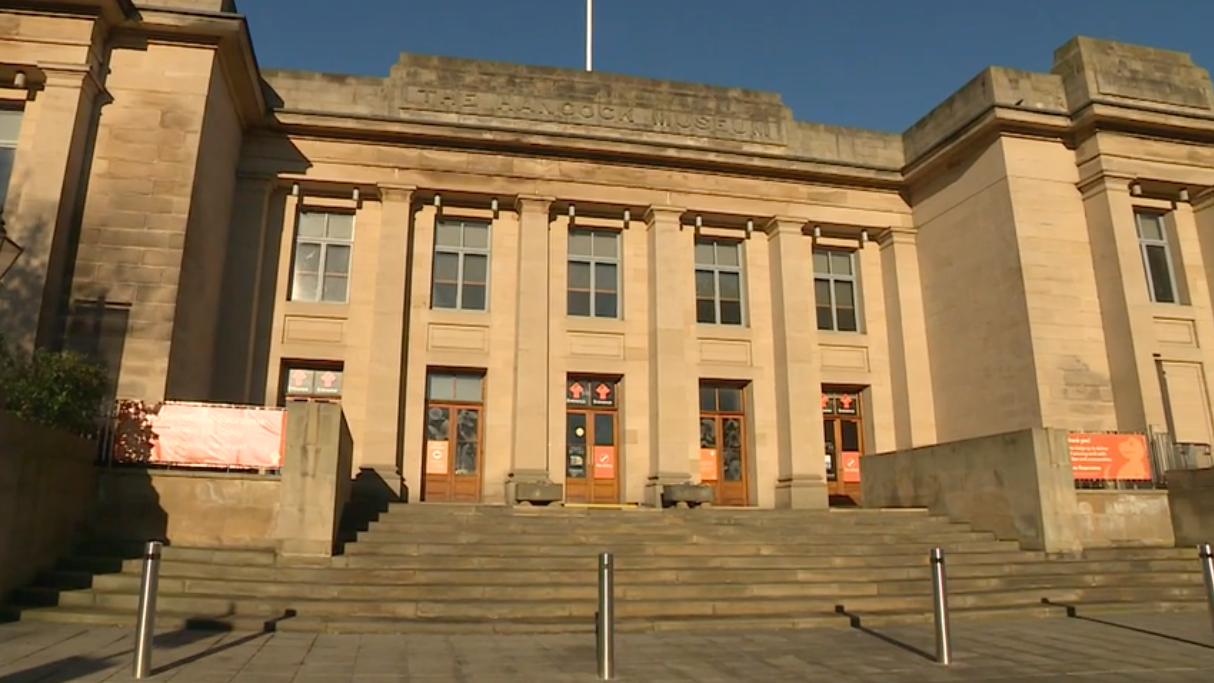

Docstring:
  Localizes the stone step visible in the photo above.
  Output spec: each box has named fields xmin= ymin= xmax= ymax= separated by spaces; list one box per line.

xmin=349 ymin=530 xmax=999 ymax=546
xmin=362 ymin=515 xmax=971 ymax=530
xmin=339 ymin=539 xmax=1023 ymax=557
xmin=1078 ymin=547 xmax=1199 ymax=561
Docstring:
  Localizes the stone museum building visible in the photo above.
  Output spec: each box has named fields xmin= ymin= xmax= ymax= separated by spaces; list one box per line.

xmin=5 ymin=0 xmax=1214 ymax=510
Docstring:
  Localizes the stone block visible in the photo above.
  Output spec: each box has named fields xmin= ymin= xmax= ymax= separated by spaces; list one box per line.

xmin=512 ymin=481 xmax=563 ymax=506
xmin=661 ymin=484 xmax=714 ymax=509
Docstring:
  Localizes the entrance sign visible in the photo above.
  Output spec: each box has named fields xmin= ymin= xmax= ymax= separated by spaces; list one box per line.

xmin=700 ymin=448 xmax=718 ymax=482
xmin=593 ymin=445 xmax=615 ymax=479
xmin=1068 ymin=433 xmax=1151 ymax=481
xmin=567 ymin=380 xmax=591 ymax=406
xmin=591 ymin=381 xmax=616 ymax=407
xmin=426 ymin=440 xmax=450 ymax=475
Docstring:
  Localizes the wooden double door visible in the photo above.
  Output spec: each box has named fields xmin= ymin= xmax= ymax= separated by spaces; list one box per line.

xmin=565 ymin=377 xmax=620 ymax=504
xmin=422 ymin=372 xmax=484 ymax=502
xmin=823 ymin=387 xmax=863 ymax=505
xmin=699 ymin=383 xmax=749 ymax=506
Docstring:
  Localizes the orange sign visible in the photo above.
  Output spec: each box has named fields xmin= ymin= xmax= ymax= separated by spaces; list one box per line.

xmin=700 ymin=448 xmax=719 ymax=482
xmin=593 ymin=446 xmax=616 ymax=479
xmin=1068 ymin=433 xmax=1151 ymax=481
xmin=144 ymin=402 xmax=285 ymax=469
xmin=841 ymin=451 xmax=861 ymax=483
xmin=426 ymin=440 xmax=450 ymax=475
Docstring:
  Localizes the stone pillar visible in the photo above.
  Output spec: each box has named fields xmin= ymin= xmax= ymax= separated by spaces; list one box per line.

xmin=400 ymin=203 xmax=439 ymax=500
xmin=276 ymin=400 xmax=354 ymax=557
xmin=359 ymin=185 xmax=415 ymax=500
xmin=879 ymin=229 xmax=937 ymax=449
xmin=0 ymin=65 xmax=104 ymax=351
xmin=644 ymin=206 xmax=697 ymax=505
xmin=508 ymin=195 xmax=561 ymax=504
xmin=765 ymin=218 xmax=829 ymax=509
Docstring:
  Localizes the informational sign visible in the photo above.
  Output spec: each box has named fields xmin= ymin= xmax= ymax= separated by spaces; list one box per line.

xmin=285 ymin=368 xmax=343 ymax=397
xmin=590 ymin=381 xmax=616 ymax=407
xmin=593 ymin=445 xmax=616 ymax=479
xmin=700 ymin=447 xmax=719 ymax=482
xmin=566 ymin=380 xmax=590 ymax=407
xmin=426 ymin=440 xmax=450 ymax=475
xmin=1069 ymin=433 xmax=1151 ymax=481
xmin=841 ymin=452 xmax=861 ymax=483
xmin=143 ymin=402 xmax=286 ymax=469
xmin=822 ymin=391 xmax=859 ymax=416
xmin=821 ymin=393 xmax=832 ymax=414
xmin=567 ymin=444 xmax=586 ymax=478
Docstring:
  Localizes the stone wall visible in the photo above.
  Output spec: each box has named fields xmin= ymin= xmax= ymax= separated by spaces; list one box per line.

xmin=1166 ymin=467 xmax=1214 ymax=546
xmin=1074 ymin=490 xmax=1174 ymax=548
xmin=0 ymin=412 xmax=97 ymax=601
xmin=91 ymin=469 xmax=280 ymax=549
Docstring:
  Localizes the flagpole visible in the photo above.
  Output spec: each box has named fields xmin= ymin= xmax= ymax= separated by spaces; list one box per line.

xmin=586 ymin=0 xmax=593 ymax=72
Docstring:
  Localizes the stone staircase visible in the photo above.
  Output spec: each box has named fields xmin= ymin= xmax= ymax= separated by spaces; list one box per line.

xmin=2 ymin=504 xmax=1208 ymax=633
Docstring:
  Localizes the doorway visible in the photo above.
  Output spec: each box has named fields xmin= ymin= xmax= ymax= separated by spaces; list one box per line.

xmin=565 ymin=377 xmax=620 ymax=504
xmin=822 ymin=387 xmax=864 ymax=506
xmin=422 ymin=371 xmax=484 ymax=502
xmin=699 ymin=382 xmax=750 ymax=506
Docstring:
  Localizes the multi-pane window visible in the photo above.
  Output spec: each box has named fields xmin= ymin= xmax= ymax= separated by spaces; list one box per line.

xmin=1136 ymin=210 xmax=1179 ymax=304
xmin=432 ymin=219 xmax=490 ymax=311
xmin=814 ymin=249 xmax=859 ymax=332
xmin=290 ymin=211 xmax=354 ymax=303
xmin=568 ymin=229 xmax=620 ymax=318
xmin=694 ymin=239 xmax=744 ymax=325
xmin=0 ymin=110 xmax=24 ymax=209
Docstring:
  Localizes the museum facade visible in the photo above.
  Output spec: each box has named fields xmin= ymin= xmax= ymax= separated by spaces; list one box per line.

xmin=4 ymin=0 xmax=1214 ymax=508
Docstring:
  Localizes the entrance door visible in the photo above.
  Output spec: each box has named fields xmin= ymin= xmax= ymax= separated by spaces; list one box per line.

xmin=564 ymin=378 xmax=620 ymax=503
xmin=699 ymin=382 xmax=749 ymax=506
xmin=423 ymin=371 xmax=484 ymax=502
xmin=822 ymin=388 xmax=863 ymax=505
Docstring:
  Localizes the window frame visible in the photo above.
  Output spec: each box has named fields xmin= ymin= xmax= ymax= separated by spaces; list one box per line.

xmin=0 ymin=108 xmax=23 ymax=210
xmin=567 ymin=227 xmax=622 ymax=319
xmin=813 ymin=247 xmax=861 ymax=332
xmin=289 ymin=210 xmax=355 ymax=304
xmin=1135 ymin=209 xmax=1181 ymax=305
xmin=694 ymin=238 xmax=746 ymax=326
xmin=432 ymin=218 xmax=492 ymax=312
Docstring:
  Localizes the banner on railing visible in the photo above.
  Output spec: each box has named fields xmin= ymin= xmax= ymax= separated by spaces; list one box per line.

xmin=1068 ymin=432 xmax=1151 ymax=481
xmin=114 ymin=401 xmax=286 ymax=470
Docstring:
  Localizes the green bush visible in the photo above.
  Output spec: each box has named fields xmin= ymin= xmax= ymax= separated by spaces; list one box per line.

xmin=0 ymin=335 xmax=109 ymax=437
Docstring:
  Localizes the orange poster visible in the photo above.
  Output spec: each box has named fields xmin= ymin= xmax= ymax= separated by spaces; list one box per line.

xmin=841 ymin=452 xmax=861 ymax=483
xmin=1068 ymin=433 xmax=1151 ymax=481
xmin=426 ymin=440 xmax=450 ymax=475
xmin=146 ymin=402 xmax=285 ymax=469
xmin=700 ymin=448 xmax=718 ymax=482
xmin=593 ymin=446 xmax=616 ymax=479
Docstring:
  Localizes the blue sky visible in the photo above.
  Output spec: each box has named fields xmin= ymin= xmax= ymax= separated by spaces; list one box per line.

xmin=241 ymin=0 xmax=1214 ymax=133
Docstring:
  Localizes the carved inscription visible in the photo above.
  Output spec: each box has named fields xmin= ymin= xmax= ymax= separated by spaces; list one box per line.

xmin=399 ymin=87 xmax=784 ymax=143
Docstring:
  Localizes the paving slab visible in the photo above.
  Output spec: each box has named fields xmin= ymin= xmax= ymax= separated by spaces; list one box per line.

xmin=1 ymin=611 xmax=1213 ymax=682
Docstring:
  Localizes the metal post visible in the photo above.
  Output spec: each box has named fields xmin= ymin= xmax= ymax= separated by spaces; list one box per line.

xmin=930 ymin=547 xmax=952 ymax=665
xmin=1200 ymin=544 xmax=1214 ymax=635
xmin=596 ymin=551 xmax=615 ymax=680
xmin=132 ymin=540 xmax=162 ymax=679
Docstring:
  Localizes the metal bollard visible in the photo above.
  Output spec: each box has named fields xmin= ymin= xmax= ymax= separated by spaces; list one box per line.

xmin=132 ymin=540 xmax=163 ymax=679
xmin=596 ymin=552 xmax=615 ymax=680
xmin=930 ymin=547 xmax=952 ymax=666
xmin=1200 ymin=544 xmax=1214 ymax=636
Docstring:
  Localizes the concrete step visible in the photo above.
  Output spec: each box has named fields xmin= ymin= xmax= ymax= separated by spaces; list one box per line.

xmin=339 ymin=539 xmax=1024 ymax=557
xmin=1079 ymin=547 xmax=1199 ymax=561
xmin=349 ymin=530 xmax=999 ymax=545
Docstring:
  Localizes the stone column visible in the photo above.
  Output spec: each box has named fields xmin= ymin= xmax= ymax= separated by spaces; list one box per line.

xmin=765 ymin=218 xmax=829 ymax=509
xmin=359 ymin=185 xmax=415 ymax=500
xmin=644 ymin=206 xmax=697 ymax=505
xmin=1 ymin=65 xmax=105 ymax=351
xmin=879 ymin=229 xmax=937 ymax=449
xmin=276 ymin=400 xmax=354 ymax=558
xmin=508 ymin=195 xmax=561 ymax=504
xmin=400 ymin=202 xmax=439 ymax=501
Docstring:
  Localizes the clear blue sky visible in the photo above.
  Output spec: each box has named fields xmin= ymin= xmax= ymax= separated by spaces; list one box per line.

xmin=241 ymin=0 xmax=1214 ymax=133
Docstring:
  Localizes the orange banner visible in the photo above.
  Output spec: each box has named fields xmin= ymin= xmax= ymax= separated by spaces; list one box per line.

xmin=841 ymin=451 xmax=861 ymax=483
xmin=426 ymin=440 xmax=450 ymax=475
xmin=147 ymin=402 xmax=285 ymax=469
xmin=593 ymin=446 xmax=615 ymax=480
xmin=1068 ymin=433 xmax=1151 ymax=481
xmin=700 ymin=448 xmax=718 ymax=482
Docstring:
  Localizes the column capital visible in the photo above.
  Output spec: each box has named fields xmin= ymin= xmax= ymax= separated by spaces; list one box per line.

xmin=763 ymin=216 xmax=807 ymax=236
xmin=878 ymin=227 xmax=917 ymax=248
xmin=643 ymin=205 xmax=685 ymax=225
xmin=377 ymin=184 xmax=417 ymax=202
xmin=514 ymin=194 xmax=555 ymax=213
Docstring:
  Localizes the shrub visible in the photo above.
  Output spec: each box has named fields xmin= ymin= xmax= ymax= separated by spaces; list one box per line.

xmin=0 ymin=335 xmax=109 ymax=437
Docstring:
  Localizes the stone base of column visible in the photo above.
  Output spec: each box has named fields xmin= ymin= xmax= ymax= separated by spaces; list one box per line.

xmin=645 ymin=472 xmax=694 ymax=507
xmin=506 ymin=470 xmax=562 ymax=506
xmin=775 ymin=477 xmax=830 ymax=509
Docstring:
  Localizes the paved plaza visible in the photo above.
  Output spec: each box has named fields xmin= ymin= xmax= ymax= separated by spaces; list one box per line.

xmin=1 ymin=612 xmax=1213 ymax=683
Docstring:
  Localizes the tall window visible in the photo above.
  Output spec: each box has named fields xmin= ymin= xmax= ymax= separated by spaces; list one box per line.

xmin=814 ymin=249 xmax=859 ymax=332
xmin=568 ymin=229 xmax=620 ymax=318
xmin=432 ymin=219 xmax=490 ymax=311
xmin=695 ymin=239 xmax=744 ymax=325
xmin=1136 ymin=210 xmax=1179 ymax=304
xmin=290 ymin=211 xmax=354 ymax=303
xmin=0 ymin=110 xmax=23 ymax=209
